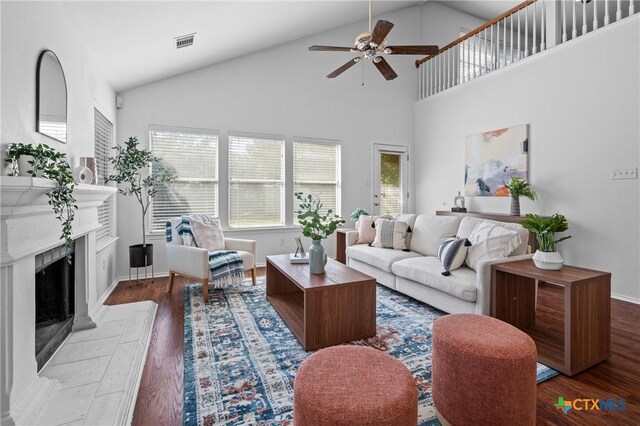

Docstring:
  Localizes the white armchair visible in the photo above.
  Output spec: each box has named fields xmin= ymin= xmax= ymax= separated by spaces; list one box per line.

xmin=165 ymin=218 xmax=257 ymax=301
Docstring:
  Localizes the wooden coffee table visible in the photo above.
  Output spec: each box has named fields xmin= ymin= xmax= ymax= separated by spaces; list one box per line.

xmin=266 ymin=254 xmax=376 ymax=351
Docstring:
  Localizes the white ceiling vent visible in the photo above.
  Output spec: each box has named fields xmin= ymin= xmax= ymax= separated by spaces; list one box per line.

xmin=175 ymin=33 xmax=195 ymax=49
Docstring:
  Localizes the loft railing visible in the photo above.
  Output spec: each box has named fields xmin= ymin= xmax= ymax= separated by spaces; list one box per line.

xmin=416 ymin=0 xmax=638 ymax=100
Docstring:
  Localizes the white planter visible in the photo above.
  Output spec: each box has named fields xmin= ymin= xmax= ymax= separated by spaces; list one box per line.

xmin=17 ymin=155 xmax=44 ymax=177
xmin=532 ymin=250 xmax=564 ymax=270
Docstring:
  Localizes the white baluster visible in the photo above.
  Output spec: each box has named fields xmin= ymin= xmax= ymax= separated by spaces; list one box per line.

xmin=525 ymin=6 xmax=529 ymax=57
xmin=418 ymin=64 xmax=423 ymax=99
xmin=483 ymin=29 xmax=487 ymax=74
xmin=573 ymin=0 xmax=578 ymax=38
xmin=582 ymin=0 xmax=588 ymax=35
xmin=428 ymin=59 xmax=432 ymax=96
xmin=517 ymin=10 xmax=521 ymax=60
xmin=467 ymin=37 xmax=471 ymax=81
xmin=510 ymin=14 xmax=514 ymax=64
xmin=593 ymin=0 xmax=599 ymax=30
xmin=447 ymin=49 xmax=450 ymax=89
xmin=473 ymin=33 xmax=477 ymax=78
xmin=617 ymin=0 xmax=622 ymax=20
xmin=503 ymin=18 xmax=507 ymax=66
xmin=630 ymin=0 xmax=635 ymax=16
xmin=562 ymin=0 xmax=567 ymax=42
xmin=450 ymin=49 xmax=453 ymax=87
xmin=440 ymin=54 xmax=443 ymax=91
xmin=605 ymin=0 xmax=610 ymax=25
xmin=533 ymin=0 xmax=537 ymax=54
xmin=541 ymin=0 xmax=546 ymax=51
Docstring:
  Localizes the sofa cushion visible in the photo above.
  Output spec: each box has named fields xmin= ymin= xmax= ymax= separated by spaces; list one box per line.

xmin=191 ymin=218 xmax=225 ymax=251
xmin=392 ymin=257 xmax=477 ymax=302
xmin=456 ymin=217 xmax=529 ymax=256
xmin=395 ymin=213 xmax=417 ymax=247
xmin=465 ymin=222 xmax=522 ymax=271
xmin=371 ymin=219 xmax=410 ymax=250
xmin=409 ymin=215 xmax=462 ymax=256
xmin=346 ymin=245 xmax=421 ymax=272
xmin=437 ymin=237 xmax=472 ymax=275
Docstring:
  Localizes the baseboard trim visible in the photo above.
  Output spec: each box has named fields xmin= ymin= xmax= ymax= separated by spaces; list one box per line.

xmin=612 ymin=293 xmax=640 ymax=305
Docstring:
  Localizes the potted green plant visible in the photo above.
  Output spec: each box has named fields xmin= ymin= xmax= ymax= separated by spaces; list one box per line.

xmin=107 ymin=137 xmax=175 ymax=272
xmin=295 ymin=192 xmax=345 ymax=274
xmin=350 ymin=208 xmax=369 ymax=226
xmin=4 ymin=143 xmax=77 ymax=262
xmin=521 ymin=213 xmax=572 ymax=270
xmin=505 ymin=177 xmax=537 ymax=216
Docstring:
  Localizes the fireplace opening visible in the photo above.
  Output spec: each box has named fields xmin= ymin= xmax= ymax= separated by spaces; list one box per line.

xmin=35 ymin=244 xmax=75 ymax=371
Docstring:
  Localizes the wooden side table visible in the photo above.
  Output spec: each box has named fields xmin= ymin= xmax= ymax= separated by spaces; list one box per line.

xmin=491 ymin=260 xmax=611 ymax=376
xmin=336 ymin=228 xmax=356 ymax=264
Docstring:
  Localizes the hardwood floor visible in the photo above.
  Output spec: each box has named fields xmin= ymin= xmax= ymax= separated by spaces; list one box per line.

xmin=105 ymin=271 xmax=640 ymax=425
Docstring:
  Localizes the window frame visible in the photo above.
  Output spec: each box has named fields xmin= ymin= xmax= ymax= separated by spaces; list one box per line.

xmin=94 ymin=107 xmax=116 ymax=248
xmin=149 ymin=124 xmax=220 ymax=233
xmin=227 ymin=131 xmax=286 ymax=230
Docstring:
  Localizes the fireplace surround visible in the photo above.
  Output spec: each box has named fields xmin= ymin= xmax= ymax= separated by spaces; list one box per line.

xmin=0 ymin=176 xmax=116 ymax=425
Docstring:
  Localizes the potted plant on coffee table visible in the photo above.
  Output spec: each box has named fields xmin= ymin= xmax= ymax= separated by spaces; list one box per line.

xmin=107 ymin=137 xmax=175 ymax=280
xmin=295 ymin=192 xmax=345 ymax=274
xmin=521 ymin=213 xmax=572 ymax=270
xmin=505 ymin=177 xmax=537 ymax=216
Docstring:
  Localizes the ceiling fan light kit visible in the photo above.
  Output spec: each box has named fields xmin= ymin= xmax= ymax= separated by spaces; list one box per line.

xmin=308 ymin=1 xmax=438 ymax=81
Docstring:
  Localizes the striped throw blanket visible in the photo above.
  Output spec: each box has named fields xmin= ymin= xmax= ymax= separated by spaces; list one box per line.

xmin=166 ymin=216 xmax=245 ymax=289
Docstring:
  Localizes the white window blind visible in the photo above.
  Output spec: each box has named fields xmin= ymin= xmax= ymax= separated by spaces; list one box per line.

xmin=228 ymin=133 xmax=284 ymax=228
xmin=94 ymin=108 xmax=114 ymax=245
xmin=459 ymin=28 xmax=523 ymax=82
xmin=150 ymin=126 xmax=218 ymax=232
xmin=293 ymin=140 xmax=341 ymax=222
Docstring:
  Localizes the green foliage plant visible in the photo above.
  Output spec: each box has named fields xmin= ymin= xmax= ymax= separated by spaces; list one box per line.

xmin=505 ymin=177 xmax=538 ymax=201
xmin=521 ymin=213 xmax=572 ymax=252
xmin=350 ymin=208 xmax=369 ymax=222
xmin=295 ymin=192 xmax=345 ymax=240
xmin=4 ymin=143 xmax=77 ymax=262
xmin=107 ymin=137 xmax=175 ymax=246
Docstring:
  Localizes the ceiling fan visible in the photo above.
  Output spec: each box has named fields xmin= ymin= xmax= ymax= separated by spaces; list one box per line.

xmin=308 ymin=1 xmax=439 ymax=81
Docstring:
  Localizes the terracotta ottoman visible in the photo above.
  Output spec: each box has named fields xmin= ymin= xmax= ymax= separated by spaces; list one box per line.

xmin=293 ymin=346 xmax=417 ymax=426
xmin=432 ymin=313 xmax=537 ymax=426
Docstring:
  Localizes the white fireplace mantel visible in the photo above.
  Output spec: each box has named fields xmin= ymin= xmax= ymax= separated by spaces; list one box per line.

xmin=0 ymin=176 xmax=116 ymax=425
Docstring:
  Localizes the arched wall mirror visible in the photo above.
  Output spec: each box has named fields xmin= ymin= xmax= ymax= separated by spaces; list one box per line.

xmin=36 ymin=50 xmax=67 ymax=143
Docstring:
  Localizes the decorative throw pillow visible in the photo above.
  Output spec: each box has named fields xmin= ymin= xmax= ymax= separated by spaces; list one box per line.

xmin=179 ymin=214 xmax=212 ymax=246
xmin=437 ymin=238 xmax=472 ymax=276
xmin=465 ymin=222 xmax=522 ymax=271
xmin=191 ymin=218 xmax=225 ymax=251
xmin=356 ymin=215 xmax=390 ymax=244
xmin=371 ymin=219 xmax=409 ymax=250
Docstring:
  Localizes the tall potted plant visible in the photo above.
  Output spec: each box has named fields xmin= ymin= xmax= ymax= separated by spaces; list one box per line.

xmin=4 ymin=143 xmax=77 ymax=263
xmin=295 ymin=192 xmax=345 ymax=274
xmin=521 ymin=213 xmax=572 ymax=270
xmin=107 ymin=137 xmax=175 ymax=271
xmin=505 ymin=177 xmax=537 ymax=216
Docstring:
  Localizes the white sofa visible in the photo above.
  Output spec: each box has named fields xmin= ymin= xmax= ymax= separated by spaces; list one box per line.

xmin=345 ymin=214 xmax=533 ymax=315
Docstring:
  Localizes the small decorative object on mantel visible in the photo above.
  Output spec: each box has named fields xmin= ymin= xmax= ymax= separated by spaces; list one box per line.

xmin=505 ymin=177 xmax=537 ymax=216
xmin=295 ymin=192 xmax=345 ymax=274
xmin=107 ymin=136 xmax=176 ymax=285
xmin=521 ymin=213 xmax=571 ymax=270
xmin=451 ymin=191 xmax=467 ymax=212
xmin=79 ymin=157 xmax=98 ymax=184
xmin=73 ymin=164 xmax=93 ymax=184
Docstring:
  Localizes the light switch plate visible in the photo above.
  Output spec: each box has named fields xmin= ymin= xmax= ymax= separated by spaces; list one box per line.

xmin=611 ymin=168 xmax=638 ymax=180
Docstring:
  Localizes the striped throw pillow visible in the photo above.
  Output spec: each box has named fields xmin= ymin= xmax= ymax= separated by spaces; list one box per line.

xmin=437 ymin=237 xmax=472 ymax=276
xmin=371 ymin=219 xmax=410 ymax=250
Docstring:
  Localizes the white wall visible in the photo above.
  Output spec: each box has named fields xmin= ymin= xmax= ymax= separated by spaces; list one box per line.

xmin=1 ymin=1 xmax=118 ymax=306
xmin=116 ymin=7 xmax=421 ymax=277
xmin=414 ymin=16 xmax=640 ymax=301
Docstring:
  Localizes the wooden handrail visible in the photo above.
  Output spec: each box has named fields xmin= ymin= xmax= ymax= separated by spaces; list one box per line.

xmin=415 ymin=0 xmax=536 ymax=68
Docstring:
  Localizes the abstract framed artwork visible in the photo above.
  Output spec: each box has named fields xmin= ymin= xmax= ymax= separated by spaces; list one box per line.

xmin=464 ymin=124 xmax=529 ymax=196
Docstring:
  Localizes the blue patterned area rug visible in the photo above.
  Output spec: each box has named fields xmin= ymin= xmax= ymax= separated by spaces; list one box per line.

xmin=183 ymin=278 xmax=558 ymax=425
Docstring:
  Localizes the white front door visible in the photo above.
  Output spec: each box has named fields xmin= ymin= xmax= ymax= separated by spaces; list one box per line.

xmin=372 ymin=144 xmax=409 ymax=216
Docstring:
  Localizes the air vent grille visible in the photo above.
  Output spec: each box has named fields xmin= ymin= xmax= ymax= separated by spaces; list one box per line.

xmin=175 ymin=33 xmax=195 ymax=49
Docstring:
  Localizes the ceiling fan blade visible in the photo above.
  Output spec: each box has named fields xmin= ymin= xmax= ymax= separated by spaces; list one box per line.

xmin=385 ymin=45 xmax=439 ymax=55
xmin=309 ymin=45 xmax=354 ymax=52
xmin=327 ymin=57 xmax=361 ymax=78
xmin=370 ymin=20 xmax=394 ymax=46
xmin=373 ymin=57 xmax=398 ymax=81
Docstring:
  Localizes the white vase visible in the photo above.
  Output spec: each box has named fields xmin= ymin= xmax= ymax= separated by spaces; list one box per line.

xmin=532 ymin=250 xmax=564 ymax=270
xmin=73 ymin=165 xmax=94 ymax=184
xmin=17 ymin=155 xmax=44 ymax=177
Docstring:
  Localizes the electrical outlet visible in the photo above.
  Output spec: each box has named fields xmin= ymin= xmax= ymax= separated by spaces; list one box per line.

xmin=611 ymin=168 xmax=638 ymax=180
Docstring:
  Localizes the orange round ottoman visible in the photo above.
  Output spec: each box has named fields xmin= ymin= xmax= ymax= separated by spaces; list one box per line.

xmin=293 ymin=346 xmax=417 ymax=426
xmin=432 ymin=313 xmax=537 ymax=426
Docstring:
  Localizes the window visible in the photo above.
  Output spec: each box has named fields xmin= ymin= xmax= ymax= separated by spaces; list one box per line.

xmin=94 ymin=108 xmax=115 ymax=245
xmin=150 ymin=125 xmax=218 ymax=232
xmin=459 ymin=28 xmax=523 ymax=82
xmin=293 ymin=139 xmax=341 ymax=221
xmin=228 ymin=133 xmax=284 ymax=228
